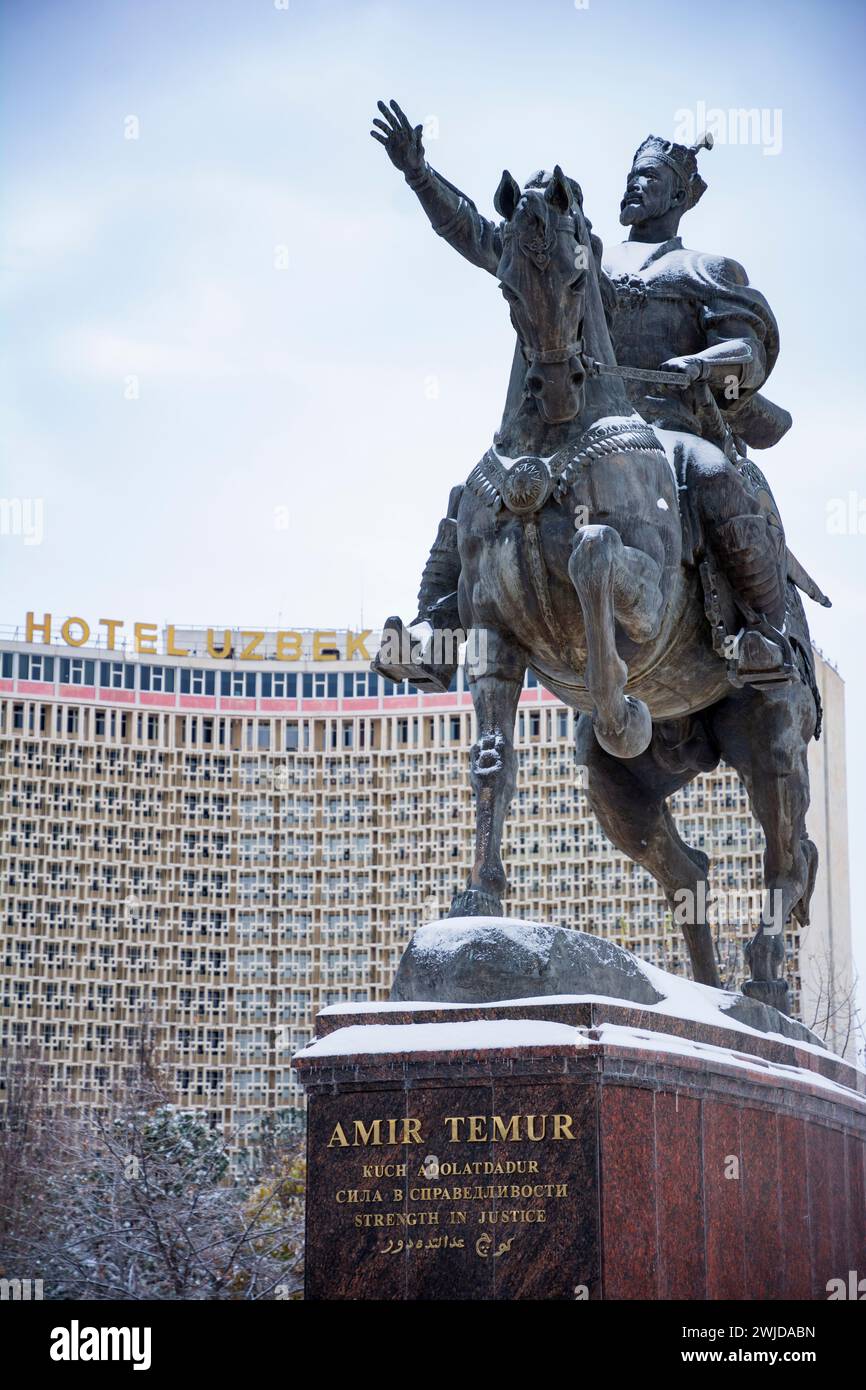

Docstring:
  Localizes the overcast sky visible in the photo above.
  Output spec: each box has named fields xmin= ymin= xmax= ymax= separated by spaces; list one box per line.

xmin=2 ymin=0 xmax=864 ymax=992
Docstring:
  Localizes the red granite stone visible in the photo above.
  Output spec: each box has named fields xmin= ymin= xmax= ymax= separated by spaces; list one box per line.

xmin=740 ymin=1104 xmax=784 ymax=1298
xmin=845 ymin=1133 xmax=866 ymax=1274
xmin=488 ymin=1081 xmax=600 ymax=1301
xmin=599 ymin=1085 xmax=658 ymax=1299
xmin=400 ymin=1081 xmax=496 ymax=1302
xmin=296 ymin=1005 xmax=866 ymax=1300
xmin=654 ymin=1091 xmax=706 ymax=1299
xmin=702 ymin=1099 xmax=746 ymax=1299
xmin=826 ymin=1125 xmax=851 ymax=1290
xmin=311 ymin=998 xmax=866 ymax=1099
xmin=305 ymin=1087 xmax=413 ymax=1301
xmin=777 ymin=1112 xmax=812 ymax=1298
xmin=806 ymin=1121 xmax=836 ymax=1297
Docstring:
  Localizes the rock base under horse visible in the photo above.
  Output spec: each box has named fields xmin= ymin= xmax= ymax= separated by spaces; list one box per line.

xmin=390 ymin=918 xmax=823 ymax=1048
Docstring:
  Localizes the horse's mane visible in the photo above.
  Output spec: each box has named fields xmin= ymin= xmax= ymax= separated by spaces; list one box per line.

xmin=570 ymin=196 xmax=616 ymax=335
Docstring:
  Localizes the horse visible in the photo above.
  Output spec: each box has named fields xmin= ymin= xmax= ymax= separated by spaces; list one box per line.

xmin=449 ymin=166 xmax=820 ymax=1010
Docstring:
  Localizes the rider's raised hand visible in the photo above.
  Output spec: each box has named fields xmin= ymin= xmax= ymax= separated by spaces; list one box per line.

xmin=370 ymin=99 xmax=425 ymax=175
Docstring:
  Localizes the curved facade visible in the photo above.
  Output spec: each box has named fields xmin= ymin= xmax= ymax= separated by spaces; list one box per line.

xmin=0 ymin=621 xmax=853 ymax=1150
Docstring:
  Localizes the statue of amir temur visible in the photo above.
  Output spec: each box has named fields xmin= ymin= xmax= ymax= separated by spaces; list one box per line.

xmin=369 ymin=99 xmax=824 ymax=691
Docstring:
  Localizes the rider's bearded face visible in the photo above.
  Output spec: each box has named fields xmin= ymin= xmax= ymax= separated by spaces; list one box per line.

xmin=620 ymin=159 xmax=680 ymax=227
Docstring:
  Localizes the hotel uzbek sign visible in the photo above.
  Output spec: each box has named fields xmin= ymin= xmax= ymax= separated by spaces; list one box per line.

xmin=23 ymin=613 xmax=374 ymax=662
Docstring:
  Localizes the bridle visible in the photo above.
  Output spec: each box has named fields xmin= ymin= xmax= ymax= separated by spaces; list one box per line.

xmin=522 ymin=339 xmax=584 ymax=366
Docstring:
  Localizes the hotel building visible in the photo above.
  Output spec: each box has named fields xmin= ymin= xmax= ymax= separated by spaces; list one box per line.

xmin=0 ymin=619 xmax=854 ymax=1151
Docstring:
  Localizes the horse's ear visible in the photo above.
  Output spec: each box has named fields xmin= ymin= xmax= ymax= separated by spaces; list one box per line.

xmin=545 ymin=164 xmax=574 ymax=214
xmin=494 ymin=169 xmax=522 ymax=221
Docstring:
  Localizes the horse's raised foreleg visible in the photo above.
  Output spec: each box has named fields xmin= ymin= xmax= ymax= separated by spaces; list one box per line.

xmin=708 ymin=683 xmax=818 ymax=1012
xmin=575 ymin=714 xmax=722 ymax=986
xmin=569 ymin=524 xmax=659 ymax=759
xmin=448 ymin=629 xmax=525 ymax=919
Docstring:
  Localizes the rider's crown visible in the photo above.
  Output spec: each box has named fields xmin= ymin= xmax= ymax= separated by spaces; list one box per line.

xmin=632 ymin=132 xmax=713 ymax=210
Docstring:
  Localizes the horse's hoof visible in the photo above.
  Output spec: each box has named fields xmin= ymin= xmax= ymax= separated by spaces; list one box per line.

xmin=742 ymin=977 xmax=789 ymax=1013
xmin=447 ymin=888 xmax=503 ymax=919
xmin=593 ymin=697 xmax=652 ymax=759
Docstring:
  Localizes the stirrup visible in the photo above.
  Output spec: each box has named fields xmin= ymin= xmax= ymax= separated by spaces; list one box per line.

xmin=370 ymin=615 xmax=454 ymax=694
xmin=728 ymin=624 xmax=795 ymax=688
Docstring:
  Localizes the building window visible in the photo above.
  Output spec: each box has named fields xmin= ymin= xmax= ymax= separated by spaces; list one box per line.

xmin=261 ymin=672 xmax=297 ymax=698
xmin=220 ymin=671 xmax=256 ymax=697
xmin=343 ymin=671 xmax=379 ymax=697
xmin=140 ymin=664 xmax=175 ymax=693
xmin=59 ymin=657 xmax=96 ymax=685
xmin=302 ymin=673 xmax=338 ymax=698
xmin=181 ymin=668 xmax=215 ymax=696
xmin=100 ymin=661 xmax=135 ymax=690
xmin=19 ymin=655 xmax=55 ymax=681
xmin=382 ymin=677 xmax=411 ymax=697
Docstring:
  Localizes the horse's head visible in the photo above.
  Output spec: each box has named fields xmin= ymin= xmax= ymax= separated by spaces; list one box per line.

xmin=495 ymin=165 xmax=588 ymax=425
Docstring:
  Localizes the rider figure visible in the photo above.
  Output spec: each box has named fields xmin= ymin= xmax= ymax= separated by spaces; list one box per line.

xmin=369 ymin=101 xmax=792 ymax=689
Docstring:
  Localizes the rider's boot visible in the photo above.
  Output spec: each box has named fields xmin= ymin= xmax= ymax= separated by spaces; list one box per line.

xmin=370 ymin=486 xmax=464 ymax=693
xmin=709 ymin=512 xmax=794 ymax=686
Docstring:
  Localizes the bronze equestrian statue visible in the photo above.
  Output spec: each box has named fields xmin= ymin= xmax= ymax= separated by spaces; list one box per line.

xmin=370 ymin=100 xmax=830 ymax=1012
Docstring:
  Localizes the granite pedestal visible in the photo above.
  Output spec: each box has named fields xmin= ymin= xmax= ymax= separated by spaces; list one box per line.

xmin=293 ymin=997 xmax=866 ymax=1300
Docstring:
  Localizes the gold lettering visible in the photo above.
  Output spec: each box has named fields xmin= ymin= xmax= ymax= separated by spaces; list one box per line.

xmin=166 ymin=626 xmax=189 ymax=657
xmin=525 ymin=1115 xmax=546 ymax=1141
xmin=240 ymin=630 xmax=264 ymax=660
xmin=492 ymin=1115 xmax=520 ymax=1142
xmin=353 ymin=1119 xmax=382 ymax=1146
xmin=363 ymin=1162 xmax=406 ymax=1178
xmin=468 ymin=1116 xmax=487 ymax=1143
xmin=99 ymin=618 xmax=124 ymax=649
xmin=403 ymin=1118 xmax=422 ymax=1145
xmin=276 ymin=631 xmax=302 ymax=660
xmin=345 ymin=629 xmax=372 ymax=660
xmin=313 ymin=630 xmax=338 ymax=660
xmin=553 ymin=1114 xmax=575 ymax=1140
xmin=61 ymin=617 xmax=90 ymax=647
xmin=207 ymin=628 xmax=232 ymax=659
xmin=444 ymin=1117 xmax=464 ymax=1143
xmin=327 ymin=1122 xmax=349 ymax=1149
xmin=25 ymin=611 xmax=52 ymax=643
xmin=133 ymin=622 xmax=157 ymax=655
